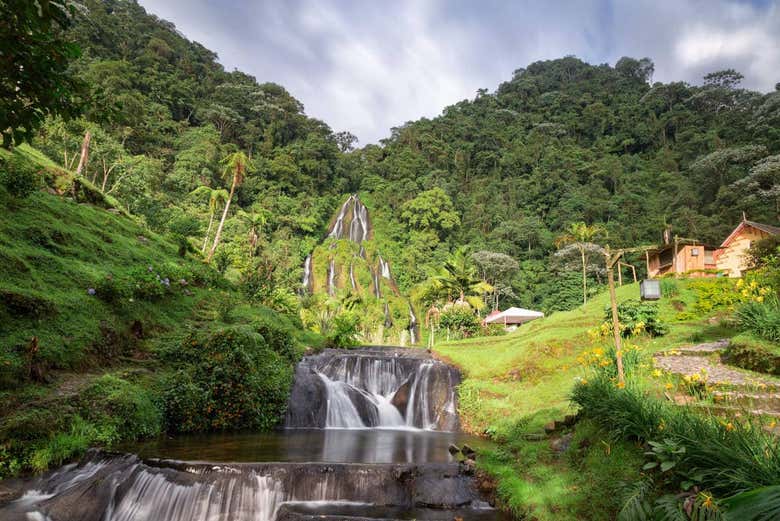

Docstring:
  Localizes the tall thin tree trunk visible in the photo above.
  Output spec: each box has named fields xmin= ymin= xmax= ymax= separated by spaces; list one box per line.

xmin=75 ymin=131 xmax=91 ymax=176
xmin=207 ymin=179 xmax=235 ymax=262
xmin=202 ymin=211 xmax=215 ymax=253
xmin=581 ymin=248 xmax=587 ymax=305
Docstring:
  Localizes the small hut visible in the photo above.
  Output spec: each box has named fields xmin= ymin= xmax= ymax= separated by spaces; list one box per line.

xmin=484 ymin=307 xmax=544 ymax=330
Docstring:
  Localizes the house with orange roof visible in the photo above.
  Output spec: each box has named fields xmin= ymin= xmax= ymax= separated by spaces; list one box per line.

xmin=715 ymin=219 xmax=780 ymax=277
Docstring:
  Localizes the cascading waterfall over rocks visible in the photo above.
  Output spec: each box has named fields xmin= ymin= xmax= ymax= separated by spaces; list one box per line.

xmin=1 ymin=449 xmax=487 ymax=521
xmin=302 ymin=255 xmax=312 ymax=293
xmin=285 ymin=348 xmax=459 ymax=431
xmin=327 ymin=259 xmax=336 ymax=296
xmin=299 ymin=194 xmax=417 ymax=345
xmin=327 ymin=194 xmax=371 ymax=242
xmin=1 ymin=349 xmax=500 ymax=521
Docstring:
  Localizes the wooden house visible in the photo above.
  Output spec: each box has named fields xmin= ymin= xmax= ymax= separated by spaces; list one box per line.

xmin=715 ymin=219 xmax=780 ymax=277
xmin=646 ymin=241 xmax=718 ymax=278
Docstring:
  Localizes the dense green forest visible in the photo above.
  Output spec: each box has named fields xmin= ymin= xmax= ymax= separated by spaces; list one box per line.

xmin=4 ymin=0 xmax=780 ymax=335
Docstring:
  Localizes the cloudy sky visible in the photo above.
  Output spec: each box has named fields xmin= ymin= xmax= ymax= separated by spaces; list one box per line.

xmin=139 ymin=0 xmax=780 ymax=144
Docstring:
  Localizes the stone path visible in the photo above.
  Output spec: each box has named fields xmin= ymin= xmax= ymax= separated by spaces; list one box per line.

xmin=654 ymin=339 xmax=780 ymax=388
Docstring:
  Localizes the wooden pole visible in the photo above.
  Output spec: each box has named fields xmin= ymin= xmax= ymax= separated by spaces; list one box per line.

xmin=617 ymin=263 xmax=623 ymax=286
xmin=645 ymin=251 xmax=651 ymax=277
xmin=605 ymin=247 xmax=625 ymax=384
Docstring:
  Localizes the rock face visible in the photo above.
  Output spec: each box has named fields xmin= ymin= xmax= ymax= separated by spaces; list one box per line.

xmin=285 ymin=347 xmax=460 ymax=431
xmin=0 ymin=450 xmax=485 ymax=521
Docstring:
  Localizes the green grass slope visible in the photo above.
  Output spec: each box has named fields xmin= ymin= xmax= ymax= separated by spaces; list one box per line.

xmin=435 ymin=281 xmax=739 ymax=520
xmin=0 ymin=145 xmax=317 ymax=477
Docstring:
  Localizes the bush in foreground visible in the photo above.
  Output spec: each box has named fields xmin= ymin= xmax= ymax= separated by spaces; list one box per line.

xmin=161 ymin=326 xmax=293 ymax=432
xmin=572 ymin=375 xmax=780 ymax=519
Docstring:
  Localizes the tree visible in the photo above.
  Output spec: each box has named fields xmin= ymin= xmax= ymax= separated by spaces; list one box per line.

xmin=207 ymin=151 xmax=252 ymax=262
xmin=554 ymin=222 xmax=606 ymax=305
xmin=435 ymin=248 xmax=492 ymax=303
xmin=190 ymin=186 xmax=229 ymax=253
xmin=1 ymin=0 xmax=84 ymax=147
xmin=237 ymin=209 xmax=268 ymax=259
xmin=471 ymin=251 xmax=519 ymax=310
xmin=400 ymin=188 xmax=460 ymax=239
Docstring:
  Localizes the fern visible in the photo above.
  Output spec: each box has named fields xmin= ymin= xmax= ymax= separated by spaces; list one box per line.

xmin=618 ymin=477 xmax=654 ymax=521
xmin=653 ymin=495 xmax=687 ymax=521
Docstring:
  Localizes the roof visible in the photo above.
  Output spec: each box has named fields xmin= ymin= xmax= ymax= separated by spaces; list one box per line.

xmin=720 ymin=220 xmax=780 ymax=248
xmin=484 ymin=307 xmax=544 ymax=325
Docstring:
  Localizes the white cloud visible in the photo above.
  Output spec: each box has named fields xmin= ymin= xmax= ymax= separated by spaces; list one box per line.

xmin=138 ymin=0 xmax=780 ymax=144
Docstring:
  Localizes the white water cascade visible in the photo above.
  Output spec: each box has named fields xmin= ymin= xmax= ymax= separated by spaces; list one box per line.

xmin=106 ymin=470 xmax=284 ymax=521
xmin=349 ymin=262 xmax=357 ymax=290
xmin=302 ymin=255 xmax=312 ymax=292
xmin=327 ymin=259 xmax=336 ymax=296
xmin=310 ymin=353 xmax=457 ymax=430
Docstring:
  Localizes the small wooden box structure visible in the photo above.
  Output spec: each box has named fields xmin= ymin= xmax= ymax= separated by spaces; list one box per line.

xmin=640 ymin=279 xmax=661 ymax=301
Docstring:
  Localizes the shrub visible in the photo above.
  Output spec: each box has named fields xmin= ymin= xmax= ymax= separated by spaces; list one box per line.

xmin=78 ymin=374 xmax=163 ymax=442
xmin=0 ymin=155 xmax=40 ymax=199
xmin=572 ymin=376 xmax=780 ymax=500
xmin=659 ymin=278 xmax=679 ymax=298
xmin=724 ymin=339 xmax=780 ymax=375
xmin=326 ymin=311 xmax=360 ymax=348
xmin=255 ymin=319 xmax=298 ymax=362
xmin=439 ymin=305 xmax=481 ymax=338
xmin=129 ymin=266 xmax=170 ymax=301
xmin=600 ymin=299 xmax=667 ymax=338
xmin=735 ymin=297 xmax=780 ymax=343
xmin=93 ymin=274 xmax=131 ymax=305
xmin=161 ymin=326 xmax=293 ymax=432
xmin=690 ymin=278 xmax=740 ymax=313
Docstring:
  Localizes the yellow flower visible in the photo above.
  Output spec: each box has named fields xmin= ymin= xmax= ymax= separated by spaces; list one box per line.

xmin=581 ymin=378 xmax=588 ymax=385
xmin=756 ymin=296 xmax=764 ymax=303
xmin=700 ymin=492 xmax=714 ymax=510
xmin=750 ymin=280 xmax=758 ymax=289
xmin=725 ymin=422 xmax=735 ymax=432
xmin=616 ymin=381 xmax=626 ymax=389
xmin=665 ymin=382 xmax=674 ymax=390
xmin=736 ymin=279 xmax=744 ymax=288
xmin=658 ymin=419 xmax=666 ymax=431
xmin=769 ymin=420 xmax=777 ymax=429
xmin=652 ymin=369 xmax=662 ymax=378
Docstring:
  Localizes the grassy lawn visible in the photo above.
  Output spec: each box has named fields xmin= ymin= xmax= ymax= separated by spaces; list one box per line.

xmin=435 ymin=280 xmax=744 ymax=520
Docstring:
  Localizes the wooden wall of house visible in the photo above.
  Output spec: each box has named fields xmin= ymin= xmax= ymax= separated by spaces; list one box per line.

xmin=716 ymin=226 xmax=771 ymax=277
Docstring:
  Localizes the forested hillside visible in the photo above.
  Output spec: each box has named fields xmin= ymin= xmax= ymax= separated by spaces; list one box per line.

xmin=12 ymin=0 xmax=780 ymax=317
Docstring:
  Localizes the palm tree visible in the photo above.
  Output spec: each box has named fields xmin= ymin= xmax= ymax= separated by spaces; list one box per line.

xmin=190 ymin=186 xmax=229 ymax=254
xmin=435 ymin=248 xmax=491 ymax=302
xmin=237 ymin=210 xmax=267 ymax=259
xmin=554 ymin=222 xmax=606 ymax=305
xmin=207 ymin=151 xmax=251 ymax=262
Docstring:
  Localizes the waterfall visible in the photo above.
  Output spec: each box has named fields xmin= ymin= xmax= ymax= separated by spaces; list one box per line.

xmin=327 ymin=194 xmax=370 ymax=243
xmin=327 ymin=259 xmax=336 ymax=296
xmin=327 ymin=195 xmax=353 ymax=240
xmin=349 ymin=262 xmax=357 ymax=290
xmin=372 ymin=269 xmax=381 ymax=299
xmin=292 ymin=351 xmax=458 ymax=431
xmin=302 ymin=255 xmax=312 ymax=292
xmin=348 ymin=197 xmax=369 ymax=242
xmin=106 ymin=470 xmax=284 ymax=521
xmin=378 ymin=255 xmax=391 ymax=279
